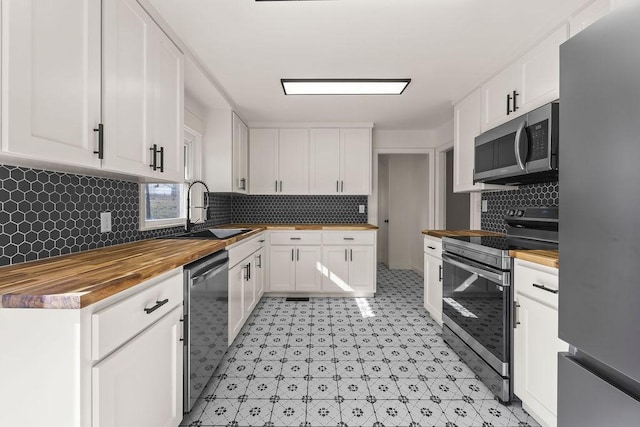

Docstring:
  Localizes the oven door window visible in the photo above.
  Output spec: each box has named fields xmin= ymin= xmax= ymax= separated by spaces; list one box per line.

xmin=442 ymin=258 xmax=509 ymax=364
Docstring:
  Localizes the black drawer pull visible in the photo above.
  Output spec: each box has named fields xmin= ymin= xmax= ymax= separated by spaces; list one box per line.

xmin=290 ymin=237 xmax=301 ymax=240
xmin=427 ymin=246 xmax=436 ymax=250
xmin=532 ymin=283 xmax=558 ymax=294
xmin=343 ymin=237 xmax=354 ymax=241
xmin=144 ymin=299 xmax=169 ymax=314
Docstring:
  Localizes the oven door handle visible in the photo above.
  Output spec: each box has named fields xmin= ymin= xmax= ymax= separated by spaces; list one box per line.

xmin=442 ymin=253 xmax=509 ymax=285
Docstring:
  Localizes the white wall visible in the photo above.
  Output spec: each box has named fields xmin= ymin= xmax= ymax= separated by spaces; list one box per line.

xmin=377 ymin=156 xmax=389 ymax=264
xmin=385 ymin=154 xmax=429 ymax=273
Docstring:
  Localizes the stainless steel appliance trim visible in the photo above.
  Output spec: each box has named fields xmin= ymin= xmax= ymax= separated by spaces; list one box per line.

xmin=442 ymin=238 xmax=511 ymax=270
xmin=515 ymin=120 xmax=528 ymax=171
xmin=442 ymin=252 xmax=510 ymax=285
xmin=443 ymin=313 xmax=510 ymax=376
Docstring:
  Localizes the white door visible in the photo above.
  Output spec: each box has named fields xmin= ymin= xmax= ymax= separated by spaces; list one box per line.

xmin=423 ymin=253 xmax=443 ymax=324
xmin=278 ymin=129 xmax=309 ymax=194
xmin=309 ymin=129 xmax=341 ymax=194
xmin=514 ymin=292 xmax=568 ymax=427
xmin=2 ymin=0 xmax=101 ymax=168
xmin=152 ymin=25 xmax=184 ymax=182
xmin=340 ymin=128 xmax=371 ymax=195
xmin=249 ymin=129 xmax=278 ymax=194
xmin=242 ymin=260 xmax=256 ymax=317
xmin=348 ymin=246 xmax=375 ymax=292
xmin=269 ymin=246 xmax=296 ymax=291
xmin=481 ymin=63 xmax=521 ymax=131
xmin=519 ymin=25 xmax=567 ymax=114
xmin=102 ymin=0 xmax=155 ymax=178
xmin=321 ymin=247 xmax=349 ymax=293
xmin=255 ymin=248 xmax=265 ymax=299
xmin=92 ymin=307 xmax=183 ymax=427
xmin=228 ymin=262 xmax=245 ymax=344
xmin=294 ymin=246 xmax=322 ymax=291
xmin=233 ymin=113 xmax=249 ymax=193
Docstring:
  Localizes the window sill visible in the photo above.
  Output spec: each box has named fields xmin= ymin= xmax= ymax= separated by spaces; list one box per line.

xmin=139 ymin=218 xmax=186 ymax=232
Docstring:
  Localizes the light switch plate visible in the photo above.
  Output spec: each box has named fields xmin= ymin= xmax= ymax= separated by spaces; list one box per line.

xmin=100 ymin=212 xmax=112 ymax=233
xmin=358 ymin=204 xmax=366 ymax=214
xmin=481 ymin=200 xmax=488 ymax=213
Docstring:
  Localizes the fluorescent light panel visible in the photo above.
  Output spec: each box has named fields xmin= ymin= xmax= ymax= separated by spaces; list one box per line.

xmin=281 ymin=79 xmax=411 ymax=95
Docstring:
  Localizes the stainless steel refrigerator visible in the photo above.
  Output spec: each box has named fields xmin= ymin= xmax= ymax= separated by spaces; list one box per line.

xmin=558 ymin=2 xmax=640 ymax=425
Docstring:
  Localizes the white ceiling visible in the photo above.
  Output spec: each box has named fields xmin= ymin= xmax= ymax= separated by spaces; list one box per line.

xmin=149 ymin=0 xmax=589 ymax=130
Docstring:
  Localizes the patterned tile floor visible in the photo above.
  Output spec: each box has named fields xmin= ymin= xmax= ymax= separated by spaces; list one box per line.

xmin=181 ymin=264 xmax=540 ymax=427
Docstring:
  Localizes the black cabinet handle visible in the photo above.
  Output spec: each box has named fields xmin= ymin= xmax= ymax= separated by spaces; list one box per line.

xmin=279 ymin=181 xmax=283 ymax=192
xmin=290 ymin=237 xmax=301 ymax=240
xmin=532 ymin=283 xmax=558 ymax=294
xmin=438 ymin=265 xmax=443 ymax=282
xmin=257 ymin=254 xmax=262 ymax=268
xmin=149 ymin=144 xmax=158 ymax=170
xmin=297 ymin=249 xmax=300 ymax=261
xmin=513 ymin=90 xmax=519 ymax=112
xmin=344 ymin=237 xmax=355 ymax=241
xmin=341 ymin=181 xmax=344 ymax=192
xmin=144 ymin=298 xmax=169 ymax=314
xmin=507 ymin=93 xmax=512 ymax=115
xmin=345 ymin=249 xmax=348 ymax=262
xmin=427 ymin=246 xmax=436 ymax=250
xmin=350 ymin=249 xmax=353 ymax=262
xmin=93 ymin=124 xmax=104 ymax=159
xmin=248 ymin=263 xmax=251 ymax=280
xmin=159 ymin=146 xmax=165 ymax=173
xmin=292 ymin=249 xmax=295 ymax=262
xmin=336 ymin=180 xmax=339 ymax=192
xmin=275 ymin=180 xmax=278 ymax=192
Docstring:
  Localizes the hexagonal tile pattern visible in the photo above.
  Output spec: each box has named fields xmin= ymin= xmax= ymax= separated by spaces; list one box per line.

xmin=481 ymin=182 xmax=559 ymax=233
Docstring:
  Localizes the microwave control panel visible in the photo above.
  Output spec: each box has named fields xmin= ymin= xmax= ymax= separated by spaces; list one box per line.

xmin=528 ymin=119 xmax=549 ymax=161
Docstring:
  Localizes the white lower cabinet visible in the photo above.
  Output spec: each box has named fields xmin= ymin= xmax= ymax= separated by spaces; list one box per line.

xmin=228 ymin=260 xmax=247 ymax=343
xmin=513 ymin=259 xmax=568 ymax=427
xmin=93 ymin=306 xmax=183 ymax=427
xmin=423 ymin=236 xmax=443 ymax=324
xmin=321 ymin=231 xmax=376 ymax=294
xmin=269 ymin=244 xmax=322 ymax=292
xmin=255 ymin=247 xmax=265 ymax=299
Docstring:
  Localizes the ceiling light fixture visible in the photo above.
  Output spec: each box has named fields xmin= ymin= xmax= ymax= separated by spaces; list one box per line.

xmin=281 ymin=79 xmax=411 ymax=95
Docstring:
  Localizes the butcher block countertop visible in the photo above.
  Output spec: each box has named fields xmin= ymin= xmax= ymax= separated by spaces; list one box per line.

xmin=510 ymin=249 xmax=559 ymax=269
xmin=0 ymin=224 xmax=377 ymax=309
xmin=422 ymin=229 xmax=504 ymax=238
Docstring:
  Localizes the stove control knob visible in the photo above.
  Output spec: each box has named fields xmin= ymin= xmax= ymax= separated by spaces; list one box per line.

xmin=516 ymin=210 xmax=525 ymax=217
xmin=507 ymin=209 xmax=515 ymax=216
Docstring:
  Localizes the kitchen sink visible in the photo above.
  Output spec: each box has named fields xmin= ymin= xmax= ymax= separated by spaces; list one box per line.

xmin=166 ymin=228 xmax=251 ymax=240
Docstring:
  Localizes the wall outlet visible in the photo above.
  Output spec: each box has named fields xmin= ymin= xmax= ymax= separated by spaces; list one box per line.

xmin=358 ymin=204 xmax=366 ymax=214
xmin=100 ymin=212 xmax=112 ymax=233
xmin=481 ymin=200 xmax=488 ymax=213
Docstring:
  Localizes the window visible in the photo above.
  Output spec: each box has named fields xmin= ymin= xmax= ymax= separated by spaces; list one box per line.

xmin=139 ymin=128 xmax=202 ymax=230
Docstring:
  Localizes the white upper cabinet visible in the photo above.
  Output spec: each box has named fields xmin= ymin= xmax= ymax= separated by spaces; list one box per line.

xmin=249 ymin=128 xmax=309 ymax=194
xmin=309 ymin=128 xmax=372 ymax=195
xmin=570 ymin=0 xmax=611 ymax=37
xmin=453 ymin=89 xmax=505 ymax=193
xmin=481 ymin=24 xmax=568 ymax=132
xmin=2 ymin=0 xmax=102 ymax=168
xmin=103 ymin=0 xmax=184 ymax=181
xmin=233 ymin=113 xmax=249 ymax=193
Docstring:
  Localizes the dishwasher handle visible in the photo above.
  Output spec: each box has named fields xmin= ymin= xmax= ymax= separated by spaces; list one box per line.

xmin=191 ymin=262 xmax=228 ymax=288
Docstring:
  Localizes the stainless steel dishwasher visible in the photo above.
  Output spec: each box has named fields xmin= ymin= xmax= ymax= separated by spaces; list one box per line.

xmin=183 ymin=250 xmax=229 ymax=413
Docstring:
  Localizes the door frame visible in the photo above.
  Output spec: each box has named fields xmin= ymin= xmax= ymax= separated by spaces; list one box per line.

xmin=368 ymin=147 xmax=436 ymax=230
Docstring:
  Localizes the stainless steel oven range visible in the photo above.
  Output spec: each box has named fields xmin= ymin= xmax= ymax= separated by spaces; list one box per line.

xmin=441 ymin=207 xmax=558 ymax=403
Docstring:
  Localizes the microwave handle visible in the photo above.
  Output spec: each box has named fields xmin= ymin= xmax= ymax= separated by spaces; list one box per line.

xmin=515 ymin=120 xmax=529 ymax=171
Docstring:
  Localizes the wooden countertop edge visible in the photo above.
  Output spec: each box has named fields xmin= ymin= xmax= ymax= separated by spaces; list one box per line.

xmin=0 ymin=224 xmax=377 ymax=309
xmin=510 ymin=250 xmax=559 ymax=269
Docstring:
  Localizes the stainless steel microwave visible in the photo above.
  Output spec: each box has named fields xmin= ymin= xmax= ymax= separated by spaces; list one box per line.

xmin=474 ymin=102 xmax=558 ymax=185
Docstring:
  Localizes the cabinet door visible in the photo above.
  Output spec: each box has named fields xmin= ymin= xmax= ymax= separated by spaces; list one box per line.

xmin=570 ymin=0 xmax=611 ymax=37
xmin=269 ymin=246 xmax=296 ymax=291
xmin=152 ymin=25 xmax=184 ymax=182
xmin=249 ymin=129 xmax=278 ymax=194
xmin=93 ymin=306 xmax=183 ymax=427
xmin=321 ymin=247 xmax=350 ymax=292
xmin=2 ymin=0 xmax=101 ymax=168
xmin=424 ymin=253 xmax=443 ymax=325
xmin=233 ymin=113 xmax=249 ymax=193
xmin=255 ymin=248 xmax=265 ymax=299
xmin=243 ymin=261 xmax=256 ymax=318
xmin=519 ymin=25 xmax=567 ymax=114
xmin=481 ymin=64 xmax=521 ymax=131
xmin=348 ymin=246 xmax=375 ymax=292
xmin=102 ymin=0 xmax=155 ymax=178
xmin=309 ymin=129 xmax=341 ymax=194
xmin=278 ymin=129 xmax=309 ymax=194
xmin=340 ymin=129 xmax=371 ymax=195
xmin=228 ymin=262 xmax=245 ymax=344
xmin=294 ymin=246 xmax=322 ymax=291
xmin=514 ymin=291 xmax=568 ymax=427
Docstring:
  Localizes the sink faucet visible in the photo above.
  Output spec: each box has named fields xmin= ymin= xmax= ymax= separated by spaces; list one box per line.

xmin=186 ymin=180 xmax=210 ymax=232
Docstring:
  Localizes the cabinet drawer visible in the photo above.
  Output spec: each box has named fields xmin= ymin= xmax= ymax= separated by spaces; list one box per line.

xmin=514 ymin=259 xmax=559 ymax=307
xmin=228 ymin=232 xmax=265 ymax=268
xmin=322 ymin=231 xmax=375 ymax=245
xmin=270 ymin=231 xmax=322 ymax=246
xmin=92 ymin=270 xmax=183 ymax=361
xmin=424 ymin=236 xmax=443 ymax=258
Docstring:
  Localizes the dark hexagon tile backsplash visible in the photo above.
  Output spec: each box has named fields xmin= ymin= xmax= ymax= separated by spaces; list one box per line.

xmin=481 ymin=181 xmax=559 ymax=233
